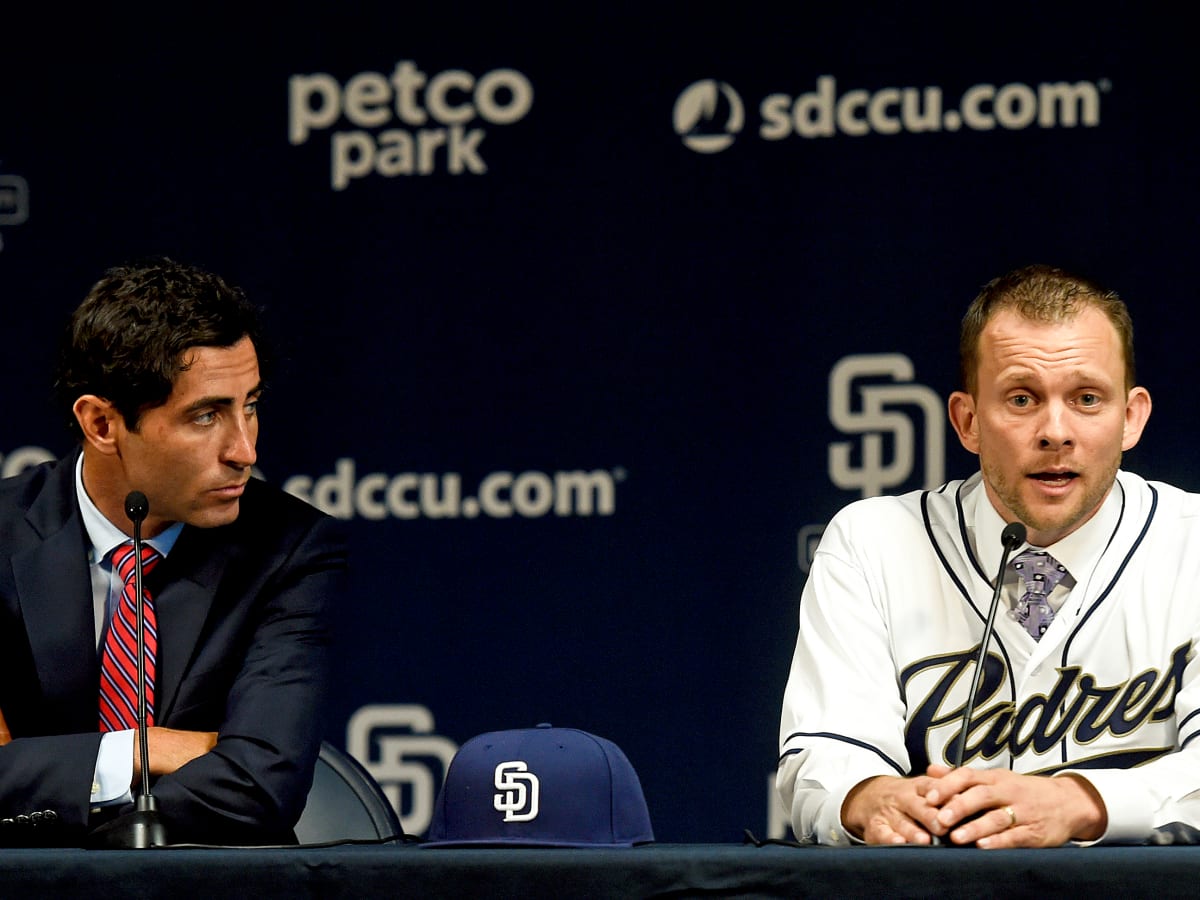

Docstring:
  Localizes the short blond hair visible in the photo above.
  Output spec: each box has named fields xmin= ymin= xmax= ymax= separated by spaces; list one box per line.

xmin=959 ymin=264 xmax=1135 ymax=394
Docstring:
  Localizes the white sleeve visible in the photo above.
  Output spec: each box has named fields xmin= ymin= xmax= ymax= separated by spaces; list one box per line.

xmin=777 ymin=510 xmax=912 ymax=845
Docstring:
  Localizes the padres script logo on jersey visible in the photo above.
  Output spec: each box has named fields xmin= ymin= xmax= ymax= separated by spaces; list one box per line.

xmin=902 ymin=642 xmax=1191 ymax=773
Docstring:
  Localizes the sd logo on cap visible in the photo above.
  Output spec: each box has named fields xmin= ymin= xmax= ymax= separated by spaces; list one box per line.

xmin=423 ymin=724 xmax=654 ymax=848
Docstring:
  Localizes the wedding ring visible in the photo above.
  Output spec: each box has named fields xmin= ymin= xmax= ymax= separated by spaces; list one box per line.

xmin=1004 ymin=805 xmax=1017 ymax=828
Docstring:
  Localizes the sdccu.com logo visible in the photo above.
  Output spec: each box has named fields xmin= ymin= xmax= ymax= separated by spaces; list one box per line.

xmin=283 ymin=459 xmax=621 ymax=521
xmin=0 ymin=448 xmax=621 ymax=522
xmin=674 ymin=74 xmax=1106 ymax=153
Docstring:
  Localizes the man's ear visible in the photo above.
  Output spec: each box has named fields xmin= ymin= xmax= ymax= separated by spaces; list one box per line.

xmin=948 ymin=390 xmax=981 ymax=455
xmin=72 ymin=395 xmax=123 ymax=456
xmin=1121 ymin=386 xmax=1152 ymax=452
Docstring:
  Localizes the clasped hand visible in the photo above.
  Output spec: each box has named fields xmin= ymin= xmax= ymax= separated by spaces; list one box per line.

xmin=841 ymin=764 xmax=1106 ymax=848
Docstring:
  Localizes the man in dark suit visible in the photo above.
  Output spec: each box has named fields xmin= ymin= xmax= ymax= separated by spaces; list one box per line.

xmin=0 ymin=259 xmax=346 ymax=846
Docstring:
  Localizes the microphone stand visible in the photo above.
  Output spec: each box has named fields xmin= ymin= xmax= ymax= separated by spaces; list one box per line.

xmin=91 ymin=490 xmax=167 ymax=848
xmin=931 ymin=520 xmax=1026 ymax=846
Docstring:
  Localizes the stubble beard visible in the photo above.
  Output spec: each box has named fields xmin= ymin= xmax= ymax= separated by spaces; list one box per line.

xmin=982 ymin=454 xmax=1121 ymax=545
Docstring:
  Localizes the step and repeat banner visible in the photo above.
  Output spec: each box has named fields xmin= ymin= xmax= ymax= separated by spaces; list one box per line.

xmin=2 ymin=8 xmax=1195 ymax=840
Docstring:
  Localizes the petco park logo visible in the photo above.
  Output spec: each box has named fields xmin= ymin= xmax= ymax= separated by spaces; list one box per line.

xmin=494 ymin=762 xmax=540 ymax=822
xmin=674 ymin=75 xmax=1106 ymax=152
xmin=289 ymin=60 xmax=534 ymax=190
xmin=798 ymin=354 xmax=944 ymax=574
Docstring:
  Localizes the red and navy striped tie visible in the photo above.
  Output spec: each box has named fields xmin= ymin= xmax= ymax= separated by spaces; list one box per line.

xmin=98 ymin=543 xmax=161 ymax=732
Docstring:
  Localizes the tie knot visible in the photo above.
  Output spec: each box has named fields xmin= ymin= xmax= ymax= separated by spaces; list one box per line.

xmin=112 ymin=542 xmax=161 ymax=583
xmin=1012 ymin=550 xmax=1068 ymax=596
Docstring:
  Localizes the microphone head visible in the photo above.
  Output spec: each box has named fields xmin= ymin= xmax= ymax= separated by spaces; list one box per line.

xmin=124 ymin=491 xmax=150 ymax=524
xmin=1001 ymin=521 xmax=1027 ymax=549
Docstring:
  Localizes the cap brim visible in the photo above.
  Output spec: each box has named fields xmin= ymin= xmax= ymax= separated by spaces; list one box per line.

xmin=419 ymin=837 xmax=654 ymax=849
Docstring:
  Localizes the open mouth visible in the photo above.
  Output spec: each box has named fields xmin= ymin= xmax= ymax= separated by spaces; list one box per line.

xmin=1029 ymin=472 xmax=1078 ymax=486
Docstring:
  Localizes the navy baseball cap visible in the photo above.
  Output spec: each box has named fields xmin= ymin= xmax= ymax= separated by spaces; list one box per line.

xmin=423 ymin=724 xmax=654 ymax=847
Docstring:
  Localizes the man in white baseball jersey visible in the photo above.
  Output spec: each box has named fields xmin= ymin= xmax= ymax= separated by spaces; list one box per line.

xmin=778 ymin=264 xmax=1200 ymax=848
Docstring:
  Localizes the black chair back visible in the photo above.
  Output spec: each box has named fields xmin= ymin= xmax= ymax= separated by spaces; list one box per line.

xmin=294 ymin=741 xmax=403 ymax=843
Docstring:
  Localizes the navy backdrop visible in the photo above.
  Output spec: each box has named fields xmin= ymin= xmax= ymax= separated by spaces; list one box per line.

xmin=2 ymin=6 xmax=1196 ymax=840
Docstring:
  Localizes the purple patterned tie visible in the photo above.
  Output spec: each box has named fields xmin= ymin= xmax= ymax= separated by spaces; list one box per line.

xmin=1010 ymin=550 xmax=1068 ymax=640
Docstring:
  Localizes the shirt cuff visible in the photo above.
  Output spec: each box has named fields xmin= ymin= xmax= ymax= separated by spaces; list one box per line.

xmin=1061 ymin=769 xmax=1152 ymax=844
xmin=91 ymin=729 xmax=135 ymax=806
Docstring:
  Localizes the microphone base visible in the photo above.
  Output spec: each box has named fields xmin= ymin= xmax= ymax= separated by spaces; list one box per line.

xmin=929 ymin=835 xmax=975 ymax=848
xmin=88 ymin=797 xmax=168 ymax=849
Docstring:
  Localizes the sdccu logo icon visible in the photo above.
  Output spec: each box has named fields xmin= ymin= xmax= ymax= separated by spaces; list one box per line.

xmin=289 ymin=60 xmax=534 ymax=190
xmin=672 ymin=80 xmax=745 ymax=153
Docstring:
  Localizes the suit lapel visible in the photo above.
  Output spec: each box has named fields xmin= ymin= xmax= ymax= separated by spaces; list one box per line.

xmin=153 ymin=526 xmax=227 ymax=719
xmin=12 ymin=453 xmax=99 ymax=726
xmin=12 ymin=451 xmax=234 ymax=726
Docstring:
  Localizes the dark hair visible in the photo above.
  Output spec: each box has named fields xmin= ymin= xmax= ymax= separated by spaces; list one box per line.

xmin=959 ymin=263 xmax=1135 ymax=394
xmin=54 ymin=258 xmax=269 ymax=438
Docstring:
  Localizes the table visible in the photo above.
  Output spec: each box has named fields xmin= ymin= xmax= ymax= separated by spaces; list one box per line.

xmin=3 ymin=842 xmax=1200 ymax=897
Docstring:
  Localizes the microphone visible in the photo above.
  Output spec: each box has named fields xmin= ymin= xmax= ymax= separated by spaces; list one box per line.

xmin=930 ymin=520 xmax=1025 ymax=848
xmin=125 ymin=490 xmax=149 ymax=524
xmin=91 ymin=491 xmax=167 ymax=848
xmin=952 ymin=520 xmax=1026 ymax=768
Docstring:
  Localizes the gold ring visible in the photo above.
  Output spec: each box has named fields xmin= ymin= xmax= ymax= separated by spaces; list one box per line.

xmin=1004 ymin=805 xmax=1017 ymax=828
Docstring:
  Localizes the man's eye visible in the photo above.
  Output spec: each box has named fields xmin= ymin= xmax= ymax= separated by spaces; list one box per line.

xmin=1079 ymin=393 xmax=1100 ymax=406
xmin=194 ymin=411 xmax=216 ymax=425
xmin=1011 ymin=395 xmax=1031 ymax=408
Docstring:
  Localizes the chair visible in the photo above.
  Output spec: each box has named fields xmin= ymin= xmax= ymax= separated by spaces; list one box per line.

xmin=294 ymin=741 xmax=404 ymax=844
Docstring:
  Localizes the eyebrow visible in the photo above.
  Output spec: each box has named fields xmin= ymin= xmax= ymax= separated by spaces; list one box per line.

xmin=996 ymin=365 xmax=1110 ymax=384
xmin=181 ymin=383 xmax=264 ymax=415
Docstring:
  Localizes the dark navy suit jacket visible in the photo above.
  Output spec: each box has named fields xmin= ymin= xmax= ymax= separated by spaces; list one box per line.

xmin=0 ymin=450 xmax=345 ymax=845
